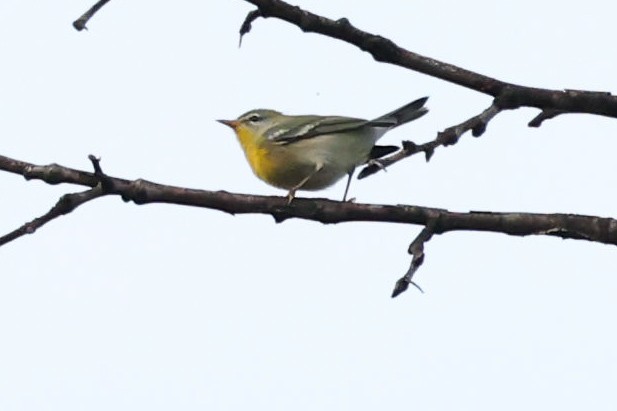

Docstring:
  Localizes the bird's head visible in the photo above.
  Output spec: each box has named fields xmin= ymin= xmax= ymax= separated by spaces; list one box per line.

xmin=217 ymin=109 xmax=283 ymax=143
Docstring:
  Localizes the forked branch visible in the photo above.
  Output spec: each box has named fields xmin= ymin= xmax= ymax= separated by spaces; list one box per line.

xmin=359 ymin=102 xmax=501 ymax=178
xmin=240 ymin=0 xmax=617 ymax=120
xmin=2 ymin=153 xmax=617 ymax=297
xmin=236 ymin=0 xmax=617 ymax=177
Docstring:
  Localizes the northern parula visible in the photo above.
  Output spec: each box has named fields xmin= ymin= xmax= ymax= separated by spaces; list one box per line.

xmin=218 ymin=97 xmax=428 ymax=202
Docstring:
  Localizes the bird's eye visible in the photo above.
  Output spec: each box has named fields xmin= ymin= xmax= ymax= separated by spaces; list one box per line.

xmin=247 ymin=114 xmax=261 ymax=123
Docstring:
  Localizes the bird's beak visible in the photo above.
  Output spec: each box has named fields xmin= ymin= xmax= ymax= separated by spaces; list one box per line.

xmin=217 ymin=119 xmax=239 ymax=130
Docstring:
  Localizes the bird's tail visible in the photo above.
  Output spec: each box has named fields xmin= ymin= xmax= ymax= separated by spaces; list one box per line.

xmin=371 ymin=96 xmax=429 ymax=128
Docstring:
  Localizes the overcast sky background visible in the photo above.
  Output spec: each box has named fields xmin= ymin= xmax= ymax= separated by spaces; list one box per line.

xmin=1 ymin=1 xmax=616 ymax=410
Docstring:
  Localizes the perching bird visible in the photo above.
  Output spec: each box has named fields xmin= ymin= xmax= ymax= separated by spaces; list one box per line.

xmin=218 ymin=96 xmax=428 ymax=202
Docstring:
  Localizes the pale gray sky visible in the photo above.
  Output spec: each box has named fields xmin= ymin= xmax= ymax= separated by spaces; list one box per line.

xmin=1 ymin=1 xmax=616 ymax=410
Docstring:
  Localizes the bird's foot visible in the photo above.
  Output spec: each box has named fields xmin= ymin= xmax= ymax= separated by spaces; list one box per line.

xmin=286 ymin=189 xmax=296 ymax=205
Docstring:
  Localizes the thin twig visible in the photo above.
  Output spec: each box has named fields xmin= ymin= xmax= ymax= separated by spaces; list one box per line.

xmin=528 ymin=109 xmax=566 ymax=128
xmin=0 ymin=186 xmax=104 ymax=246
xmin=359 ymin=103 xmax=501 ymax=179
xmin=392 ymin=225 xmax=435 ymax=298
xmin=73 ymin=0 xmax=112 ymax=31
xmin=0 ymin=155 xmax=113 ymax=247
xmin=239 ymin=10 xmax=263 ymax=47
xmin=88 ymin=154 xmax=116 ymax=193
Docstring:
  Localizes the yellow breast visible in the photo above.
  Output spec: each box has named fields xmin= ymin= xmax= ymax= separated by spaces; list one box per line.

xmin=234 ymin=126 xmax=304 ymax=190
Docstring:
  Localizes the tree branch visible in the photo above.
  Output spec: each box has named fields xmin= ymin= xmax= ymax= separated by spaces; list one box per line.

xmin=2 ymin=154 xmax=616 ymax=248
xmin=240 ymin=0 xmax=617 ymax=120
xmin=391 ymin=225 xmax=434 ymax=298
xmin=3 ymin=153 xmax=617 ymax=296
xmin=359 ymin=102 xmax=501 ymax=179
xmin=0 ymin=186 xmax=104 ymax=246
xmin=0 ymin=155 xmax=111 ymax=246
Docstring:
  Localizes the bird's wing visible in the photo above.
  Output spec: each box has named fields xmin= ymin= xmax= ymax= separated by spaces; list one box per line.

xmin=266 ymin=116 xmax=396 ymax=145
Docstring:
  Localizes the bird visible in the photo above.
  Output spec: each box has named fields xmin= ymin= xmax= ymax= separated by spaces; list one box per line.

xmin=217 ymin=96 xmax=428 ymax=203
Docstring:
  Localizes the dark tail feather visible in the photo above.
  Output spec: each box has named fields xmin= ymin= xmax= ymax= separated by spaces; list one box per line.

xmin=368 ymin=145 xmax=399 ymax=160
xmin=371 ymin=96 xmax=429 ymax=128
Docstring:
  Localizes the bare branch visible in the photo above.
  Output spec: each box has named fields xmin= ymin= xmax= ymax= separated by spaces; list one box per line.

xmin=359 ymin=102 xmax=501 ymax=179
xmin=0 ymin=155 xmax=117 ymax=246
xmin=1 ymin=154 xmax=617 ymax=249
xmin=73 ymin=0 xmax=112 ymax=31
xmin=528 ymin=109 xmax=566 ymax=128
xmin=392 ymin=226 xmax=434 ymax=298
xmin=88 ymin=154 xmax=117 ymax=193
xmin=239 ymin=10 xmax=263 ymax=47
xmin=241 ymin=0 xmax=617 ymax=120
xmin=0 ymin=186 xmax=104 ymax=247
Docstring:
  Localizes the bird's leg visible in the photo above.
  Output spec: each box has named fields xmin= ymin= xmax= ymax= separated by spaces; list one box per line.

xmin=286 ymin=163 xmax=324 ymax=204
xmin=342 ymin=169 xmax=355 ymax=202
xmin=286 ymin=188 xmax=298 ymax=204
